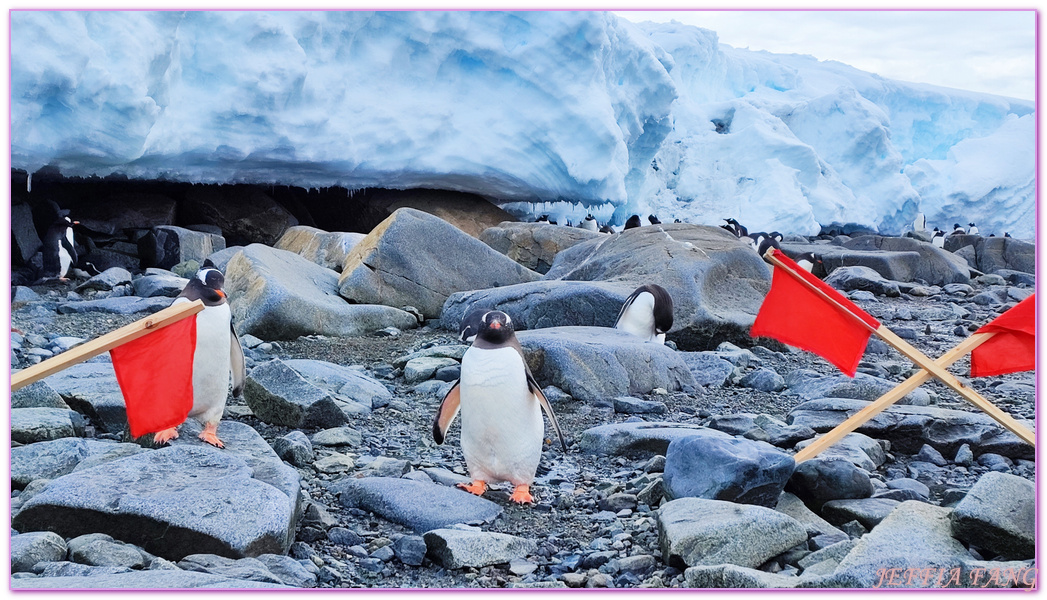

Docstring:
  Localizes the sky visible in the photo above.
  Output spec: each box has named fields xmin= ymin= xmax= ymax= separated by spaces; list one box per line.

xmin=614 ymin=10 xmax=1036 ymax=101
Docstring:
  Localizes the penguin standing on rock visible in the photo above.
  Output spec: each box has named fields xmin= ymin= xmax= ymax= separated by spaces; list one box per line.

xmin=614 ymin=284 xmax=674 ymax=344
xmin=624 ymin=215 xmax=642 ymax=230
xmin=599 ymin=224 xmax=616 ymax=234
xmin=153 ymin=260 xmax=245 ymax=448
xmin=967 ymin=223 xmax=979 ymax=235
xmin=950 ymin=223 xmax=966 ymax=235
xmin=648 ymin=215 xmax=662 ymax=225
xmin=42 ymin=216 xmax=79 ymax=280
xmin=580 ymin=215 xmax=599 ymax=231
xmin=932 ymin=230 xmax=946 ymax=248
xmin=433 ymin=310 xmax=567 ymax=504
xmin=722 ymin=218 xmax=748 ymax=237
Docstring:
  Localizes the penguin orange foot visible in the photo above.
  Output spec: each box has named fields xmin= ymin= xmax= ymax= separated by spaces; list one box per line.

xmin=153 ymin=427 xmax=179 ymax=445
xmin=457 ymin=480 xmax=487 ymax=496
xmin=198 ymin=423 xmax=224 ymax=448
xmin=509 ymin=484 xmax=534 ymax=504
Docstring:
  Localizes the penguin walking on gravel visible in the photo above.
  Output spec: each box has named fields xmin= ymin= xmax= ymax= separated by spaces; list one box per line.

xmin=153 ymin=260 xmax=246 ymax=448
xmin=433 ymin=310 xmax=567 ymax=504
xmin=42 ymin=215 xmax=79 ymax=280
xmin=614 ymin=284 xmax=674 ymax=344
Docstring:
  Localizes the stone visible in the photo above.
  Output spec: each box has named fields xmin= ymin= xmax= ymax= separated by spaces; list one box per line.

xmin=10 ymin=571 xmax=288 ymax=588
xmin=577 ymin=421 xmax=730 ymax=458
xmin=137 ymin=225 xmax=225 ymax=270
xmin=423 ymin=528 xmax=537 ymax=569
xmin=403 ymin=357 xmax=460 ymax=384
xmin=738 ymin=368 xmax=786 ymax=392
xmin=950 ymin=471 xmax=1034 ymax=560
xmin=11 ymin=531 xmax=67 ymax=573
xmin=11 ymin=202 xmax=43 ymax=263
xmin=283 ymin=359 xmax=392 ymax=411
xmin=613 ymin=397 xmax=667 ymax=415
xmin=68 ymin=533 xmax=149 ymax=569
xmin=327 ymin=527 xmax=365 ymax=547
xmin=310 ymin=427 xmax=364 ymax=448
xmin=225 ymin=244 xmax=418 ymax=340
xmin=177 ymin=554 xmax=284 ymax=584
xmin=34 ymin=561 xmax=133 ymax=577
xmin=751 ymin=414 xmax=816 ymax=448
xmin=313 ymin=455 xmax=355 ymax=474
xmin=479 ymin=221 xmax=601 ymax=273
xmin=132 ymin=273 xmax=190 ymax=298
xmin=786 ymin=457 xmax=873 ymax=510
xmin=785 ymin=369 xmax=930 ymax=406
xmin=543 ymin=224 xmax=772 ymax=350
xmin=794 ymin=432 xmax=886 ymax=471
xmin=841 ymin=235 xmax=970 ymax=285
xmin=679 ymin=353 xmax=735 ymax=388
xmin=256 ymin=554 xmax=318 ymax=587
xmin=56 ymin=296 xmax=173 ymax=315
xmin=820 ymin=498 xmax=901 ymax=529
xmin=183 ymin=186 xmax=298 ymax=246
xmin=658 ymin=498 xmax=807 ymax=569
xmin=393 ymin=535 xmax=427 ymax=566
xmin=41 ymin=363 xmax=127 ymax=433
xmin=914 ymin=443 xmax=948 ymax=466
xmin=13 ymin=446 xmax=297 ymax=560
xmin=338 ymin=208 xmax=540 ymax=318
xmin=775 ymin=493 xmax=846 ymax=539
xmin=663 ymin=435 xmax=794 ymax=507
xmin=355 ymin=456 xmax=411 ymax=478
xmin=244 ymin=359 xmax=351 ymax=428
xmin=786 ymin=398 xmax=1034 ymax=460
xmin=356 ymin=188 xmax=516 ymax=239
xmin=516 ymin=327 xmax=696 ymax=402
xmin=973 ymin=237 xmax=1034 ymax=275
xmin=76 ymin=267 xmax=133 ymax=292
xmin=332 ymin=477 xmax=502 ymax=533
xmin=684 ymin=564 xmax=800 ymax=588
xmin=886 ymin=478 xmax=929 ymax=498
xmin=11 ymin=438 xmax=137 ymax=489
xmin=11 ymin=381 xmax=68 ymax=410
xmin=954 ymin=444 xmax=975 ymax=466
xmin=824 ymin=265 xmax=900 ymax=297
xmin=272 ymin=431 xmax=315 ymax=467
xmin=274 ymin=225 xmax=366 ymax=271
xmin=11 ymin=407 xmax=85 ymax=444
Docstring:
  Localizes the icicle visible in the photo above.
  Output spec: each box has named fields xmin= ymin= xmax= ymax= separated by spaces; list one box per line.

xmin=26 ymin=172 xmax=31 ymax=193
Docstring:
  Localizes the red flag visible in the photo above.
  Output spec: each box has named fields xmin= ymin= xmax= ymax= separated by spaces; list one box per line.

xmin=750 ymin=249 xmax=880 ymax=377
xmin=970 ymin=294 xmax=1035 ymax=377
xmin=110 ymin=315 xmax=197 ymax=438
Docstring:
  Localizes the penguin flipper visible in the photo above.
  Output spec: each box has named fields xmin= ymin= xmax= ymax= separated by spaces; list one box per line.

xmin=229 ymin=324 xmax=246 ymax=398
xmin=61 ymin=235 xmax=77 ymax=265
xmin=526 ymin=373 xmax=567 ymax=452
xmin=432 ymin=380 xmax=461 ymax=445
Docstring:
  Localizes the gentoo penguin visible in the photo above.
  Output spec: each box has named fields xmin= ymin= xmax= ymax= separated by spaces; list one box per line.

xmin=433 ymin=310 xmax=567 ymax=504
xmin=673 ymin=218 xmax=683 ymax=223
xmin=747 ymin=232 xmax=781 ymax=254
xmin=723 ymin=218 xmax=748 ymax=237
xmin=951 ymin=223 xmax=965 ymax=235
xmin=535 ymin=215 xmax=549 ymax=223
xmin=932 ymin=230 xmax=946 ymax=248
xmin=768 ymin=231 xmax=784 ymax=243
xmin=794 ymin=252 xmax=823 ymax=276
xmin=624 ymin=215 xmax=642 ymax=230
xmin=648 ymin=215 xmax=662 ymax=225
xmin=967 ymin=222 xmax=979 ymax=235
xmin=580 ymin=215 xmax=599 ymax=231
xmin=1005 ymin=232 xmax=1012 ymax=238
xmin=599 ymin=224 xmax=616 ymax=234
xmin=613 ymin=284 xmax=674 ymax=344
xmin=42 ymin=216 xmax=79 ymax=280
xmin=153 ymin=260 xmax=245 ymax=448
xmin=458 ymin=305 xmax=495 ymax=343
xmin=913 ymin=212 xmax=926 ymax=232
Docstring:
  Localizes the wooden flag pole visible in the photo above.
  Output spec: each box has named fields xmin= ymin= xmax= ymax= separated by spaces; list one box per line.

xmin=794 ymin=331 xmax=995 ymax=463
xmin=762 ymin=249 xmax=1035 ymax=450
xmin=10 ymin=300 xmax=204 ymax=392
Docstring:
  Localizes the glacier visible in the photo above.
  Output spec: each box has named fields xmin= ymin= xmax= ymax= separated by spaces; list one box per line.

xmin=10 ymin=11 xmax=1035 ymax=237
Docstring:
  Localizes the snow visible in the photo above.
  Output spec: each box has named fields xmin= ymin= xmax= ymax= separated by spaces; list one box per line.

xmin=10 ymin=11 xmax=1035 ymax=237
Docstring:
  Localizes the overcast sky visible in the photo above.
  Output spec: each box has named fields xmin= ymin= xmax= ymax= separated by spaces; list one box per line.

xmin=615 ymin=10 xmax=1035 ymax=101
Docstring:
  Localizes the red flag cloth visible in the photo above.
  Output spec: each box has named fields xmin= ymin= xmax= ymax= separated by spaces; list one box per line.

xmin=110 ymin=315 xmax=197 ymax=438
xmin=970 ymin=294 xmax=1035 ymax=377
xmin=750 ymin=249 xmax=881 ymax=377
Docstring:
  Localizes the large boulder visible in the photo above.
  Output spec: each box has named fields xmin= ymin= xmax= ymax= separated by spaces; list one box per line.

xmin=577 ymin=422 xmax=730 ymax=458
xmin=480 ymin=221 xmax=601 ymax=274
xmin=138 ymin=226 xmax=225 ymax=270
xmin=543 ymin=223 xmax=771 ymax=350
xmin=950 ymin=471 xmax=1034 ymax=560
xmin=338 ymin=208 xmax=540 ymax=318
xmin=12 ymin=445 xmax=297 ymax=561
xmin=244 ymin=359 xmax=352 ymax=428
xmin=12 ymin=202 xmax=42 ymax=264
xmin=516 ymin=327 xmax=696 ymax=401
xmin=441 ymin=280 xmax=637 ymax=332
xmin=42 ymin=362 xmax=127 ymax=433
xmin=11 ymin=532 xmax=67 ymax=573
xmin=11 ymin=571 xmax=288 ymax=588
xmin=182 ymin=186 xmax=298 ymax=246
xmin=424 ymin=528 xmax=537 ymax=569
xmin=274 ymin=226 xmax=366 ymax=272
xmin=663 ymin=436 xmax=795 ymax=507
xmin=331 ymin=477 xmax=502 ymax=533
xmin=225 ymin=244 xmax=418 ymax=340
xmin=356 ymin=188 xmax=516 ymax=239
xmin=842 ymin=235 xmax=969 ymax=285
xmin=11 ymin=408 xmax=85 ymax=444
xmin=972 ymin=237 xmax=1035 ymax=275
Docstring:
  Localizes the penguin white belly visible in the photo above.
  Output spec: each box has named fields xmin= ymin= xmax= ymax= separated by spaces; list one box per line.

xmin=59 ymin=229 xmax=74 ymax=277
xmin=183 ymin=300 xmax=232 ymax=424
xmin=458 ymin=347 xmax=544 ymax=486
xmin=616 ymin=293 xmax=657 ymax=342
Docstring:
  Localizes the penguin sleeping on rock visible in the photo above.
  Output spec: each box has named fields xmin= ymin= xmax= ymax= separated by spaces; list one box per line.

xmin=153 ymin=260 xmax=246 ymax=448
xmin=434 ymin=310 xmax=567 ymax=504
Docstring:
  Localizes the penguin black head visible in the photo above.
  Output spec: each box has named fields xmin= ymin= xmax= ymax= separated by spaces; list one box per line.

xmin=584 ymin=214 xmax=596 ymax=221
xmin=535 ymin=215 xmax=549 ymax=223
xmin=624 ymin=215 xmax=642 ymax=229
xmin=648 ymin=215 xmax=661 ymax=225
xmin=969 ymin=222 xmax=976 ymax=227
xmin=476 ymin=310 xmax=515 ymax=345
xmin=459 ymin=305 xmax=495 ymax=343
xmin=181 ymin=263 xmax=227 ymax=305
xmin=1005 ymin=232 xmax=1012 ymax=238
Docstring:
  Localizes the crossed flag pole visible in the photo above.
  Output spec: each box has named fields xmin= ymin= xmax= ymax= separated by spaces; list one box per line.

xmin=753 ymin=248 xmax=1035 ymax=463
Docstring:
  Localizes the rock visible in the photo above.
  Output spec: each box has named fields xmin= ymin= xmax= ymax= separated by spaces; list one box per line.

xmin=256 ymin=554 xmax=318 ymax=587
xmin=774 ymin=492 xmax=846 ymax=539
xmin=841 ymin=235 xmax=970 ymax=285
xmin=11 ymin=532 xmax=67 ymax=573
xmin=355 ymin=456 xmax=410 ymax=478
xmin=137 ymin=225 xmax=225 ymax=270
xmin=11 ymin=202 xmax=43 ymax=264
xmin=684 ymin=564 xmax=799 ymax=588
xmin=543 ymin=224 xmax=772 ymax=350
xmin=393 ymin=535 xmax=427 ymax=566
xmin=442 ymin=280 xmax=637 ymax=334
xmin=613 ymin=397 xmax=667 ymax=415
xmin=312 ymin=455 xmax=355 ymax=474
xmin=11 ymin=438 xmax=140 ymax=489
xmin=68 ymin=533 xmax=149 ymax=569
xmin=12 ymin=285 xmax=43 ymax=305
xmin=972 ymin=237 xmax=1034 ymax=275
xmin=914 ymin=444 xmax=948 ymax=466
xmin=11 ymin=381 xmax=68 ymax=410
xmin=76 ymin=267 xmax=133 ymax=292
xmin=824 ymin=266 xmax=900 ymax=297
xmin=356 ymin=188 xmax=516 ymax=239
xmin=820 ymin=498 xmax=901 ymax=529
xmin=310 ymin=427 xmax=364 ymax=448
xmin=950 ymin=471 xmax=1034 ymax=560
xmin=178 ymin=554 xmax=284 ymax=584
xmin=679 ymin=352 xmax=735 ymax=387
xmin=244 ymin=359 xmax=351 ymax=428
xmin=272 ymin=431 xmax=315 ymax=467
xmin=41 ymin=363 xmax=127 ymax=433
xmin=786 ymin=457 xmax=873 ymax=510
xmin=332 ymin=477 xmax=502 ymax=533
xmin=11 ymin=571 xmax=289 ymax=588
xmin=663 ymin=436 xmax=794 ymax=507
xmin=516 ymin=327 xmax=695 ymax=401
xmin=327 ymin=527 xmax=365 ymax=547
xmin=56 ymin=296 xmax=173 ymax=315
xmin=403 ymin=357 xmax=459 ymax=384
xmin=11 ymin=407 xmax=85 ymax=443
xmin=274 ymin=225 xmax=366 ymax=271
xmin=13 ymin=446 xmax=297 ymax=560
xmin=338 ymin=208 xmax=539 ymax=318
xmin=34 ymin=561 xmax=133 ymax=577
xmin=750 ymin=414 xmax=816 ymax=448
xmin=658 ymin=498 xmax=807 ymax=569
xmin=953 ymin=444 xmax=975 ymax=466
xmin=738 ymin=368 xmax=786 ymax=392
xmin=283 ymin=359 xmax=391 ymax=410
xmin=479 ymin=221 xmax=601 ymax=273
xmin=183 ymin=186 xmax=297 ymax=246
xmin=225 ymin=244 xmax=418 ymax=340
xmin=785 ymin=369 xmax=930 ymax=406
xmin=424 ymin=527 xmax=537 ymax=569
xmin=794 ymin=432 xmax=886 ymax=471
xmin=787 ymin=398 xmax=1034 ymax=460
xmin=578 ymin=422 xmax=730 ymax=458
xmin=995 ymin=269 xmax=1035 ymax=287
xmin=886 ymin=478 xmax=930 ymax=498
xmin=132 ymin=273 xmax=190 ymax=298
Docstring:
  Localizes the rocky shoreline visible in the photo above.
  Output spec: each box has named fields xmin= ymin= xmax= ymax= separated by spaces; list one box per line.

xmin=9 ymin=206 xmax=1036 ymax=589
